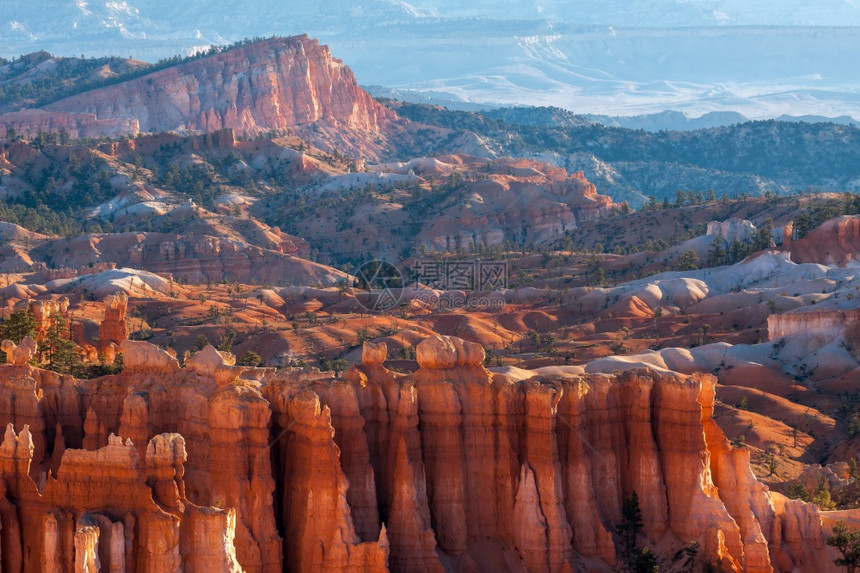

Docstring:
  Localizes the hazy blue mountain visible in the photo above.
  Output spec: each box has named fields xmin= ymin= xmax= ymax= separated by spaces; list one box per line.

xmin=2 ymin=1 xmax=859 ymax=122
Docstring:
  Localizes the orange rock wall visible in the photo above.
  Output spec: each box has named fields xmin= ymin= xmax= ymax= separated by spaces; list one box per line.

xmin=0 ymin=336 xmax=839 ymax=572
xmin=790 ymin=215 xmax=860 ymax=266
xmin=99 ymin=292 xmax=129 ymax=347
xmin=36 ymin=231 xmax=335 ymax=286
xmin=44 ymin=36 xmax=395 ymax=139
xmin=767 ymin=308 xmax=860 ymax=340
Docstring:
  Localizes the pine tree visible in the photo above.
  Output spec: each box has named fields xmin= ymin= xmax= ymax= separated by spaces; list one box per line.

xmin=239 ymin=350 xmax=262 ymax=367
xmin=42 ymin=312 xmax=81 ymax=375
xmin=647 ymin=196 xmax=658 ymax=210
xmin=677 ymin=250 xmax=699 ymax=271
xmin=827 ymin=521 xmax=860 ymax=573
xmin=794 ymin=212 xmax=813 ymax=239
xmin=787 ymin=482 xmax=811 ymax=502
xmin=707 ymin=237 xmax=727 ymax=267
xmin=617 ymin=491 xmax=644 ymax=567
xmin=812 ymin=475 xmax=836 ymax=510
xmin=0 ymin=308 xmax=37 ymax=344
xmin=684 ymin=541 xmax=699 ymax=573
xmin=752 ymin=219 xmax=775 ymax=251
xmin=729 ymin=240 xmax=749 ymax=264
xmin=635 ymin=546 xmax=659 ymax=572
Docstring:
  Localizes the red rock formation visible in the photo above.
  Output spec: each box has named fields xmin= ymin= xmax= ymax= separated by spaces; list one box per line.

xmin=17 ymin=36 xmax=400 ymax=158
xmin=767 ymin=308 xmax=860 ymax=340
xmin=28 ymin=297 xmax=69 ymax=342
xmin=790 ymin=214 xmax=860 ymax=266
xmin=33 ymin=231 xmax=343 ymax=286
xmin=0 ymin=340 xmax=282 ymax=572
xmin=0 ymin=335 xmax=841 ymax=571
xmin=0 ymin=425 xmax=242 ymax=572
xmin=412 ymin=159 xmax=619 ymax=251
xmin=99 ymin=292 xmax=129 ymax=348
xmin=270 ymin=336 xmax=838 ymax=571
xmin=1 ymin=335 xmax=37 ymax=366
xmin=0 ymin=109 xmax=139 ymax=139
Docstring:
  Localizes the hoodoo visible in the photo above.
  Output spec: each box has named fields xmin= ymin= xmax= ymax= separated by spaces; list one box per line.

xmin=0 ymin=336 xmax=837 ymax=571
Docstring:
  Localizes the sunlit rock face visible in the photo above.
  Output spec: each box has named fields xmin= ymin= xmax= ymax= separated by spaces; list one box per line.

xmin=0 ymin=336 xmax=836 ymax=571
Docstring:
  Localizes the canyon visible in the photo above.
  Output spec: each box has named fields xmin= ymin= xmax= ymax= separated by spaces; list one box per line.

xmin=0 ymin=335 xmax=840 ymax=571
xmin=0 ymin=31 xmax=859 ymax=573
xmin=0 ymin=129 xmax=620 ymax=271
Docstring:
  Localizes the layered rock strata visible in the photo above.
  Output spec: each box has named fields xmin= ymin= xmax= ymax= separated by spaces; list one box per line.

xmin=790 ymin=214 xmax=860 ymax=266
xmin=0 ymin=335 xmax=839 ymax=571
xmin=31 ymin=231 xmax=343 ymax=286
xmin=0 ymin=36 xmax=399 ymax=157
xmin=99 ymin=292 xmax=129 ymax=348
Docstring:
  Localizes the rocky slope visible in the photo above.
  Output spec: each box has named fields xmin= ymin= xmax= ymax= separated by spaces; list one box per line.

xmin=0 ymin=334 xmax=838 ymax=571
xmin=789 ymin=215 xmax=860 ymax=266
xmin=389 ymin=101 xmax=860 ymax=204
xmin=273 ymin=155 xmax=620 ymax=261
xmin=29 ymin=231 xmax=343 ymax=286
xmin=0 ymin=131 xmax=620 ymax=266
xmin=0 ymin=36 xmax=401 ymax=158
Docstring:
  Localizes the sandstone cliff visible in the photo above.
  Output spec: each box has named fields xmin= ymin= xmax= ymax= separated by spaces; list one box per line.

xmin=0 ymin=109 xmax=138 ymax=139
xmin=30 ymin=231 xmax=345 ymax=286
xmin=99 ymin=292 xmax=129 ymax=348
xmin=767 ymin=308 xmax=860 ymax=340
xmin=414 ymin=158 xmax=617 ymax=251
xmin=0 ymin=335 xmax=839 ymax=571
xmin=790 ymin=215 xmax=860 ymax=266
xmin=0 ymin=36 xmax=400 ymax=158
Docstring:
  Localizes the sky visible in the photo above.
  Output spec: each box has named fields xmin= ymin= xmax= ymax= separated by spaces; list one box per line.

xmin=3 ymin=1 xmax=859 ymax=120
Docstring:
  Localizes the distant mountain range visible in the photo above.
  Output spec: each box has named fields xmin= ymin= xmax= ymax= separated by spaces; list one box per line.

xmin=2 ymin=1 xmax=859 ymax=122
xmin=367 ymin=87 xmax=860 ymax=131
xmin=4 ymin=36 xmax=860 ymax=212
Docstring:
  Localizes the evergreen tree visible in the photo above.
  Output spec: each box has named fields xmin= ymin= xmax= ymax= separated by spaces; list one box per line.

xmin=617 ymin=491 xmax=644 ymax=567
xmin=647 ymin=196 xmax=658 ymax=210
xmin=729 ymin=240 xmax=749 ymax=264
xmin=217 ymin=330 xmax=236 ymax=352
xmin=683 ymin=541 xmax=699 ymax=573
xmin=827 ymin=521 xmax=860 ymax=573
xmin=635 ymin=547 xmax=659 ymax=572
xmin=42 ymin=312 xmax=81 ymax=375
xmin=0 ymin=308 xmax=37 ymax=344
xmin=707 ymin=237 xmax=727 ymax=267
xmin=812 ymin=476 xmax=836 ymax=510
xmin=752 ymin=219 xmax=775 ymax=251
xmin=239 ymin=350 xmax=262 ymax=366
xmin=677 ymin=250 xmax=699 ymax=271
xmin=794 ymin=212 xmax=813 ymax=239
xmin=787 ymin=482 xmax=811 ymax=502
